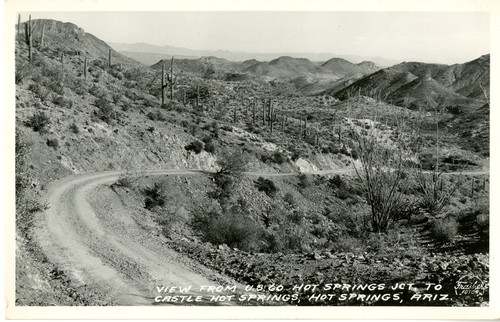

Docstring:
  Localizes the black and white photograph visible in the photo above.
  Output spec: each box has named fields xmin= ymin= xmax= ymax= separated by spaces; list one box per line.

xmin=4 ymin=0 xmax=499 ymax=319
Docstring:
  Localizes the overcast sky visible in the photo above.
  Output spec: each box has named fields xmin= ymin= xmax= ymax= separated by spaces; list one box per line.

xmin=23 ymin=11 xmax=489 ymax=64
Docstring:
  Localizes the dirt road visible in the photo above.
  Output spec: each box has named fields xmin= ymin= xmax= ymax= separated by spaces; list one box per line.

xmin=35 ymin=167 xmax=488 ymax=305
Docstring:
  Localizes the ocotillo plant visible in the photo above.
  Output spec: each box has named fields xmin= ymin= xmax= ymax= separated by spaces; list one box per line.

xmin=303 ymin=117 xmax=308 ymax=138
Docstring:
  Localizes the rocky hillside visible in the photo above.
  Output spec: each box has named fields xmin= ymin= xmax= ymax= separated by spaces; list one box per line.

xmin=17 ymin=19 xmax=142 ymax=68
xmin=333 ymin=55 xmax=489 ymax=111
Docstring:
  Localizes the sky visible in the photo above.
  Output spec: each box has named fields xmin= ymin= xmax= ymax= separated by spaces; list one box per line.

xmin=19 ymin=11 xmax=490 ymax=64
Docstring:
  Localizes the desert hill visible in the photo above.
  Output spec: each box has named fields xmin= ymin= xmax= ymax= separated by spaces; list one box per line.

xmin=18 ymin=19 xmax=142 ymax=68
xmin=151 ymin=55 xmax=379 ymax=95
xmin=333 ymin=55 xmax=489 ymax=111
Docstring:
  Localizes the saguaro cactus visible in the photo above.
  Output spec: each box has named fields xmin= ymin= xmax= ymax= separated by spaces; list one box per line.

xmin=168 ymin=57 xmax=176 ymax=100
xmin=17 ymin=14 xmax=21 ymax=38
xmin=83 ymin=56 xmax=87 ymax=79
xmin=161 ymin=62 xmax=166 ymax=104
xmin=262 ymin=98 xmax=266 ymax=126
xmin=108 ymin=48 xmax=112 ymax=68
xmin=269 ymin=110 xmax=277 ymax=133
xmin=303 ymin=117 xmax=307 ymax=138
xmin=233 ymin=106 xmax=237 ymax=123
xmin=252 ymin=100 xmax=256 ymax=124
xmin=25 ymin=15 xmax=34 ymax=61
xmin=40 ymin=23 xmax=45 ymax=48
xmin=196 ymin=84 xmax=200 ymax=110
xmin=338 ymin=123 xmax=342 ymax=145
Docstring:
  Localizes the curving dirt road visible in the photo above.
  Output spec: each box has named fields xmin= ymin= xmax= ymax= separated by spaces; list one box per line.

xmin=35 ymin=167 xmax=488 ymax=305
xmin=37 ymin=169 xmax=244 ymax=305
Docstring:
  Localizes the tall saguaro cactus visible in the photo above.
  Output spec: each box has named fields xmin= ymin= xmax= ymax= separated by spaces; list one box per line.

xmin=196 ymin=84 xmax=200 ymax=110
xmin=338 ymin=123 xmax=342 ymax=146
xmin=168 ymin=57 xmax=176 ymax=100
xmin=17 ymin=14 xmax=21 ymax=38
xmin=252 ymin=100 xmax=256 ymax=124
xmin=25 ymin=15 xmax=34 ymax=61
xmin=40 ymin=23 xmax=45 ymax=48
xmin=83 ymin=56 xmax=87 ymax=79
xmin=108 ymin=48 xmax=112 ymax=68
xmin=161 ymin=62 xmax=166 ymax=104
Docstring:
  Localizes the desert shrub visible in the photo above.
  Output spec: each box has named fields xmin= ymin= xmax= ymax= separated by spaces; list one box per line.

xmin=116 ymin=176 xmax=135 ymax=189
xmin=283 ymin=192 xmax=296 ymax=207
xmin=88 ymin=85 xmax=106 ymax=98
xmin=414 ymin=171 xmax=458 ymax=217
xmin=254 ymin=177 xmax=278 ymax=197
xmin=15 ymin=62 xmax=31 ymax=84
xmin=192 ymin=201 xmax=263 ymax=252
xmin=28 ymin=83 xmax=51 ymax=102
xmin=69 ymin=123 xmax=79 ymax=134
xmin=265 ymin=225 xmax=309 ymax=253
xmin=142 ymin=182 xmax=167 ymax=210
xmin=297 ymin=173 xmax=309 ymax=189
xmin=185 ymin=140 xmax=204 ymax=154
xmin=26 ymin=111 xmax=50 ymax=132
xmin=94 ymin=97 xmax=116 ymax=124
xmin=147 ymin=110 xmax=166 ymax=122
xmin=51 ymin=95 xmax=72 ymax=108
xmin=46 ymin=81 xmax=65 ymax=96
xmin=330 ymin=235 xmax=362 ymax=252
xmin=431 ymin=217 xmax=458 ymax=243
xmin=202 ymin=136 xmax=216 ymax=153
xmin=216 ymin=148 xmax=250 ymax=176
xmin=46 ymin=138 xmax=59 ymax=149
xmin=328 ymin=175 xmax=346 ymax=190
xmin=271 ymin=151 xmax=287 ymax=164
xmin=112 ymin=93 xmax=122 ymax=104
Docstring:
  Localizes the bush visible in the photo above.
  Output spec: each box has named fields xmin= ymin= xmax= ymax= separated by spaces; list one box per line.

xmin=69 ymin=123 xmax=80 ymax=134
xmin=28 ymin=83 xmax=51 ymax=102
xmin=202 ymin=137 xmax=216 ymax=154
xmin=432 ymin=217 xmax=458 ymax=243
xmin=297 ymin=173 xmax=309 ymax=189
xmin=143 ymin=182 xmax=167 ymax=210
xmin=185 ymin=140 xmax=204 ymax=154
xmin=271 ymin=151 xmax=287 ymax=164
xmin=254 ymin=177 xmax=278 ymax=197
xmin=26 ymin=111 xmax=50 ymax=132
xmin=147 ymin=110 xmax=166 ymax=122
xmin=46 ymin=138 xmax=59 ymax=149
xmin=94 ymin=97 xmax=116 ymax=124
xmin=192 ymin=202 xmax=263 ymax=252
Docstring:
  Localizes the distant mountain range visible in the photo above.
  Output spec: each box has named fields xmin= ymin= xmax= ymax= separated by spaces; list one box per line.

xmin=333 ymin=54 xmax=490 ymax=112
xmin=26 ymin=20 xmax=488 ymax=115
xmin=109 ymin=42 xmax=400 ymax=67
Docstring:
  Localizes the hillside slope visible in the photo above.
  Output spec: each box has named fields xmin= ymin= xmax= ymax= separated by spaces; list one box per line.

xmin=333 ymin=55 xmax=489 ymax=111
